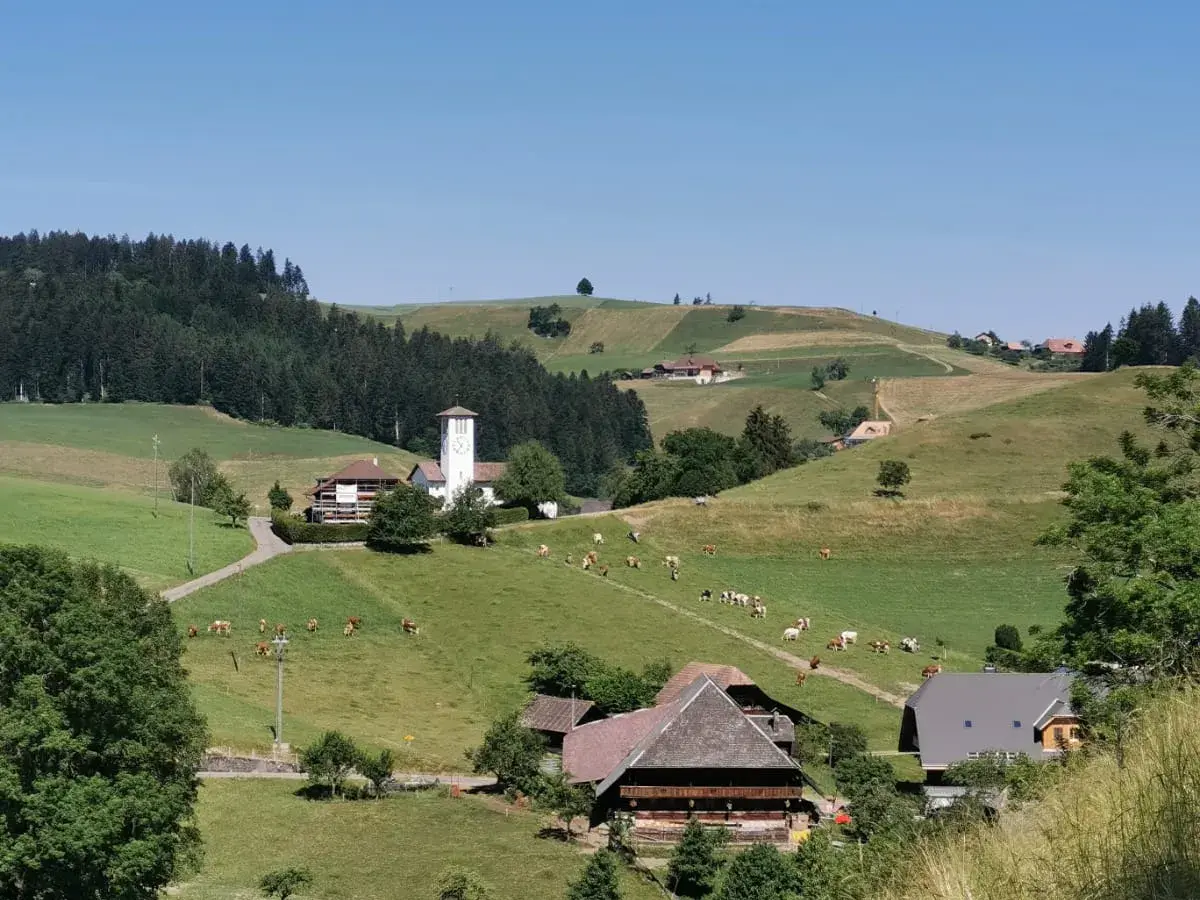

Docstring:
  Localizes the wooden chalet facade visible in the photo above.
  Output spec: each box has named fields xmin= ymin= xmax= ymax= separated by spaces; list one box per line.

xmin=308 ymin=459 xmax=399 ymax=524
xmin=640 ymin=355 xmax=724 ymax=383
xmin=564 ymin=675 xmax=818 ymax=835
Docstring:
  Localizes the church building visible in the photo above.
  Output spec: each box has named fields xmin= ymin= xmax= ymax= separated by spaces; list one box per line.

xmin=408 ymin=406 xmax=508 ymax=509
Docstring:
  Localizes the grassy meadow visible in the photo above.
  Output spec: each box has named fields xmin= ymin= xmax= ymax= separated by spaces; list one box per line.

xmin=178 ymin=779 xmax=659 ymax=900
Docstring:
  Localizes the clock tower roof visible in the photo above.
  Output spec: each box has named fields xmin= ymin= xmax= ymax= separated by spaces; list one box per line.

xmin=437 ymin=405 xmax=478 ymax=417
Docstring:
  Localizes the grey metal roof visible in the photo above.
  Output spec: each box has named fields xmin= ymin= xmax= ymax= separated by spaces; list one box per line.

xmin=904 ymin=673 xmax=1076 ymax=769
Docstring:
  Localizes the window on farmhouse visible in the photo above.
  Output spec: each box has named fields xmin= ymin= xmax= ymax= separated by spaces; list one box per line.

xmin=964 ymin=720 xmax=972 ymax=728
xmin=1013 ymin=720 xmax=1021 ymax=728
xmin=1053 ymin=727 xmax=1064 ymax=742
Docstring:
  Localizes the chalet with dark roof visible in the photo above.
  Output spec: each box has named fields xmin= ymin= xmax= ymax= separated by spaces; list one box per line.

xmin=308 ymin=458 xmax=399 ymax=524
xmin=564 ymin=676 xmax=818 ymax=832
xmin=519 ymin=694 xmax=604 ymax=751
xmin=641 ymin=355 xmax=725 ymax=384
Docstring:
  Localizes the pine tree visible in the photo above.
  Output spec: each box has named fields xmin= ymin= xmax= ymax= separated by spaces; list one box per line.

xmin=1081 ymin=325 xmax=1113 ymax=372
xmin=566 ymin=849 xmax=621 ymax=900
xmin=668 ymin=819 xmax=727 ymax=896
xmin=673 ymin=293 xmax=681 ymax=305
xmin=1179 ymin=297 xmax=1200 ymax=363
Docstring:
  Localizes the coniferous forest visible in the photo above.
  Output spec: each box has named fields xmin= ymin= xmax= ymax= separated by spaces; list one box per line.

xmin=0 ymin=231 xmax=651 ymax=493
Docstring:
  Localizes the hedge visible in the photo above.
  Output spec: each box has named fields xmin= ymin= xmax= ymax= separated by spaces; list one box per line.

xmin=494 ymin=507 xmax=530 ymax=526
xmin=271 ymin=513 xmax=369 ymax=544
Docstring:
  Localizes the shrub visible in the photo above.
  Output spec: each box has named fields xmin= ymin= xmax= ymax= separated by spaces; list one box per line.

xmin=804 ymin=500 xmax=827 ymax=512
xmin=589 ymin=341 xmax=605 ymax=354
xmin=367 ymin=483 xmax=438 ymax=551
xmin=267 ymin=480 xmax=293 ymax=511
xmin=727 ymin=304 xmax=747 ymax=323
xmin=994 ymin=624 xmax=1023 ymax=651
xmin=259 ymin=867 xmax=313 ymax=899
xmin=437 ymin=867 xmax=494 ymax=900
xmin=969 ymin=432 xmax=992 ymax=440
xmin=493 ymin=506 xmax=530 ymax=526
xmin=439 ymin=486 xmax=497 ymax=545
xmin=271 ymin=512 xmax=368 ymax=544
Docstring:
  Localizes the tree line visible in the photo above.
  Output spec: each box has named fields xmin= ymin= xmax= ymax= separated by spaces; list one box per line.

xmin=1080 ymin=297 xmax=1200 ymax=371
xmin=0 ymin=231 xmax=651 ymax=494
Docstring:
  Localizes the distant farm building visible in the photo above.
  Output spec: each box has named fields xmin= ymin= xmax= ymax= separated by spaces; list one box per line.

xmin=641 ymin=355 xmax=726 ymax=384
xmin=564 ymin=675 xmax=819 ymax=836
xmin=1003 ymin=341 xmax=1026 ymax=353
xmin=899 ymin=672 xmax=1082 ymax=780
xmin=973 ymin=333 xmax=996 ymax=346
xmin=1039 ymin=338 xmax=1084 ymax=358
xmin=308 ymin=459 xmax=399 ymax=524
xmin=844 ymin=420 xmax=892 ymax=446
xmin=520 ymin=694 xmax=604 ymax=752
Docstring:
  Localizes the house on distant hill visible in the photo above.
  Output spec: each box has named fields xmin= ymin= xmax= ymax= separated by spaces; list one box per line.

xmin=520 ymin=694 xmax=605 ymax=752
xmin=308 ymin=459 xmax=400 ymax=524
xmin=899 ymin=672 xmax=1082 ymax=780
xmin=564 ymin=675 xmax=819 ymax=833
xmin=1003 ymin=341 xmax=1026 ymax=354
xmin=641 ymin=355 xmax=725 ymax=384
xmin=973 ymin=333 xmax=996 ymax=346
xmin=1038 ymin=338 xmax=1084 ymax=358
xmin=844 ymin=420 xmax=892 ymax=446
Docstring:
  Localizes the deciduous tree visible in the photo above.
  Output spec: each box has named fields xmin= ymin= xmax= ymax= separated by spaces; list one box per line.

xmin=357 ymin=747 xmax=396 ymax=797
xmin=300 ymin=731 xmax=359 ymax=798
xmin=495 ymin=442 xmax=567 ymax=515
xmin=876 ymin=460 xmax=911 ymax=496
xmin=466 ymin=712 xmax=545 ymax=796
xmin=576 ymin=278 xmax=594 ymax=296
xmin=367 ymin=484 xmax=438 ymax=551
xmin=169 ymin=447 xmax=221 ymax=504
xmin=440 ymin=486 xmax=497 ymax=545
xmin=259 ymin=868 xmax=313 ymax=900
xmin=212 ymin=477 xmax=252 ymax=527
xmin=268 ymin=480 xmax=293 ymax=511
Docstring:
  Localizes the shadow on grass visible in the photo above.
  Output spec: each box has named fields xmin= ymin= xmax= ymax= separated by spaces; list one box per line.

xmin=364 ymin=540 xmax=434 ymax=555
xmin=535 ymin=825 xmax=572 ymax=842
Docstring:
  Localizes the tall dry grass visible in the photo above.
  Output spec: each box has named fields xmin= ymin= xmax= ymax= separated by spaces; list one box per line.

xmin=883 ymin=691 xmax=1200 ymax=900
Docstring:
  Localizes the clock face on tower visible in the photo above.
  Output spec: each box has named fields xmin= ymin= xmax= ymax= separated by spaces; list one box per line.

xmin=453 ymin=436 xmax=470 ymax=453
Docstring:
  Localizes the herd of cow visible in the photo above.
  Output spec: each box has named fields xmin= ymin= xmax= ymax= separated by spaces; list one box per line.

xmin=537 ymin=532 xmax=947 ymax=686
xmin=184 ymin=613 xmax=422 ymax=658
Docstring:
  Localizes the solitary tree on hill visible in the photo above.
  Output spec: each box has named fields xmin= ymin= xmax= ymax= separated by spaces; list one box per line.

xmin=673 ymin=292 xmax=681 ymax=305
xmin=212 ymin=478 xmax=252 ymax=527
xmin=576 ymin=278 xmax=594 ymax=296
xmin=727 ymin=304 xmax=746 ymax=323
xmin=876 ymin=459 xmax=911 ymax=497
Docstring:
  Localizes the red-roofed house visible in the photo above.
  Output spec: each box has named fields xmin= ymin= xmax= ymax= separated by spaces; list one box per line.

xmin=642 ymin=355 xmax=725 ymax=384
xmin=309 ymin=458 xmax=400 ymax=524
xmin=1040 ymin=338 xmax=1084 ymax=358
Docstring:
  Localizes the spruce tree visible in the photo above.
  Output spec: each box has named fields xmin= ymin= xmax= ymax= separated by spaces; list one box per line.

xmin=566 ymin=849 xmax=621 ymax=900
xmin=668 ymin=819 xmax=727 ymax=896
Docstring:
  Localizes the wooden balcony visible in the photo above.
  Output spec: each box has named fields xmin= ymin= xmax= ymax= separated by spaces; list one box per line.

xmin=619 ymin=786 xmax=804 ymax=800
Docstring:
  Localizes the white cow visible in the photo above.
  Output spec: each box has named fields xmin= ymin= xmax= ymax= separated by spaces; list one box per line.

xmin=900 ymin=637 xmax=920 ymax=653
xmin=592 ymin=533 xmax=605 ymax=545
xmin=840 ymin=630 xmax=858 ymax=645
xmin=783 ymin=627 xmax=801 ymax=641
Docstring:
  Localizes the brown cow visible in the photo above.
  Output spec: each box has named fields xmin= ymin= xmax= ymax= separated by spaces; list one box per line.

xmin=869 ymin=640 xmax=891 ymax=654
xmin=306 ymin=618 xmax=319 ymax=632
xmin=819 ymin=547 xmax=832 ymax=561
xmin=827 ymin=636 xmax=846 ymax=651
xmin=584 ymin=551 xmax=599 ymax=566
xmin=207 ymin=620 xmax=231 ymax=636
xmin=274 ymin=622 xmax=286 ymax=636
xmin=625 ymin=556 xmax=641 ymax=569
xmin=598 ymin=565 xmax=609 ymax=577
xmin=791 ymin=617 xmax=811 ymax=631
xmin=402 ymin=618 xmax=419 ymax=635
xmin=187 ymin=624 xmax=198 ymax=638
xmin=536 ymin=544 xmax=550 ymax=558
xmin=809 ymin=656 xmax=821 ymax=670
xmin=255 ymin=641 xmax=271 ymax=657
xmin=922 ymin=664 xmax=943 ymax=679
xmin=258 ymin=618 xmax=267 ymax=634
xmin=702 ymin=544 xmax=716 ymax=557
xmin=343 ymin=623 xmax=356 ymax=637
xmin=795 ymin=670 xmax=807 ymax=686
xmin=346 ymin=616 xmax=362 ymax=629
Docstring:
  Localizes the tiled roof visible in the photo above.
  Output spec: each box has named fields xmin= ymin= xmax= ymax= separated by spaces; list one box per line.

xmin=408 ymin=460 xmax=506 ymax=484
xmin=903 ymin=673 xmax=1076 ymax=769
xmin=310 ymin=459 xmax=398 ymax=494
xmin=437 ymin=405 xmax=479 ymax=417
xmin=563 ymin=705 xmax=676 ymax=784
xmin=474 ymin=462 xmax=507 ymax=482
xmin=1043 ymin=338 xmax=1083 ymax=354
xmin=748 ymin=713 xmax=796 ymax=745
xmin=1004 ymin=342 xmax=1025 ymax=352
xmin=591 ymin=677 xmax=800 ymax=795
xmin=520 ymin=694 xmax=596 ymax=734
xmin=655 ymin=662 xmax=755 ymax=706
xmin=663 ymin=355 xmax=722 ymax=372
xmin=411 ymin=461 xmax=445 ymax=483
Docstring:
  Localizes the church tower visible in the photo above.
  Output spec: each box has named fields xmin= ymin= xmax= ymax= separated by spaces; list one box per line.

xmin=438 ymin=406 xmax=477 ymax=505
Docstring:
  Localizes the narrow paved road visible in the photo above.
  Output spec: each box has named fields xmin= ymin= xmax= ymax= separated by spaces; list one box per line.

xmin=199 ymin=770 xmax=496 ymax=788
xmin=161 ymin=517 xmax=291 ymax=603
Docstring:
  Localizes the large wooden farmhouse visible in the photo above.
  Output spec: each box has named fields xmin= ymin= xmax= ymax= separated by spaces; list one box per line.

xmin=308 ymin=458 xmax=400 ymax=524
xmin=639 ymin=355 xmax=725 ymax=384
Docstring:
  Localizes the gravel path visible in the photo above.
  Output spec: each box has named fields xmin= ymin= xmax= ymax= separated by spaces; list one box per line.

xmin=161 ymin=517 xmax=291 ymax=603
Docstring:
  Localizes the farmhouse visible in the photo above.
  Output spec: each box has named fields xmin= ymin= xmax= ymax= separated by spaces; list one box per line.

xmin=308 ymin=458 xmax=400 ymax=524
xmin=899 ymin=672 xmax=1082 ymax=780
xmin=1039 ymin=338 xmax=1084 ymax=358
xmin=844 ymin=420 xmax=892 ymax=446
xmin=520 ymin=694 xmax=604 ymax=752
xmin=408 ymin=406 xmax=511 ymax=510
xmin=973 ymin=333 xmax=996 ymax=346
xmin=564 ymin=675 xmax=817 ymax=834
xmin=641 ymin=355 xmax=725 ymax=384
xmin=1003 ymin=341 xmax=1026 ymax=353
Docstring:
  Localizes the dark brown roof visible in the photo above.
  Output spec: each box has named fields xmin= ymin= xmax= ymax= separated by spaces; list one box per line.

xmin=437 ymin=405 xmax=478 ymax=417
xmin=663 ymin=355 xmax=722 ymax=372
xmin=310 ymin=459 xmax=398 ymax=494
xmin=410 ymin=461 xmax=445 ymax=483
xmin=655 ymin=662 xmax=755 ymax=706
xmin=520 ymin=695 xmax=596 ymax=734
xmin=748 ymin=713 xmax=796 ymax=745
xmin=563 ymin=705 xmax=676 ymax=784
xmin=590 ymin=677 xmax=800 ymax=794
xmin=473 ymin=462 xmax=507 ymax=482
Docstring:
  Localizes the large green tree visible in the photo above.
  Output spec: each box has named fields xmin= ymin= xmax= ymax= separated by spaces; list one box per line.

xmin=367 ymin=484 xmax=438 ymax=551
xmin=0 ymin=545 xmax=207 ymax=900
xmin=465 ymin=712 xmax=545 ymax=796
xmin=300 ymin=730 xmax=359 ymax=798
xmin=169 ymin=447 xmax=222 ymax=505
xmin=737 ymin=406 xmax=794 ymax=481
xmin=661 ymin=427 xmax=739 ymax=497
xmin=576 ymin=278 xmax=594 ymax=297
xmin=494 ymin=442 xmax=567 ymax=515
xmin=668 ymin=818 xmax=727 ymax=896
xmin=440 ymin=486 xmax=497 ymax=545
xmin=716 ymin=843 xmax=798 ymax=900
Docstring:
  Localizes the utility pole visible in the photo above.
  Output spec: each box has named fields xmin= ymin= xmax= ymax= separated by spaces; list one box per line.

xmin=871 ymin=378 xmax=880 ymax=420
xmin=272 ymin=633 xmax=289 ymax=751
xmin=152 ymin=434 xmax=161 ymax=517
xmin=188 ymin=474 xmax=196 ymax=575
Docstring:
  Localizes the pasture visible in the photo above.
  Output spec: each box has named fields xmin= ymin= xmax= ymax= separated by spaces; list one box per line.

xmin=175 ymin=546 xmax=903 ymax=767
xmin=177 ymin=779 xmax=659 ymax=900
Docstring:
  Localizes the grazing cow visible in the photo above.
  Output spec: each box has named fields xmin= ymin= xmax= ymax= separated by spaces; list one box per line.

xmin=827 ymin=636 xmax=846 ymax=651
xmin=306 ymin=618 xmax=319 ymax=632
xmin=694 ymin=495 xmax=708 ymax=506
xmin=207 ymin=620 xmax=231 ymax=636
xmin=922 ymin=664 xmax=943 ymax=679
xmin=702 ymin=544 xmax=716 ymax=557
xmin=791 ymin=617 xmax=811 ymax=631
xmin=783 ymin=627 xmax=801 ymax=641
xmin=259 ymin=618 xmax=267 ymax=634
xmin=402 ymin=618 xmax=419 ymax=635
xmin=795 ymin=670 xmax=807 ymax=686
xmin=537 ymin=544 xmax=550 ymax=558
xmin=699 ymin=589 xmax=713 ymax=602
xmin=343 ymin=623 xmax=356 ymax=637
xmin=819 ymin=547 xmax=832 ymax=561
xmin=255 ymin=641 xmax=271 ymax=657
xmin=275 ymin=623 xmax=287 ymax=636
xmin=592 ymin=533 xmax=605 ymax=545
xmin=582 ymin=557 xmax=592 ymax=571
xmin=869 ymin=640 xmax=891 ymax=654
xmin=670 ymin=567 xmax=679 ymax=582
xmin=585 ymin=551 xmax=599 ymax=566
xmin=628 ymin=530 xmax=640 ymax=543
xmin=900 ymin=637 xmax=920 ymax=653
xmin=598 ymin=565 xmax=609 ymax=577
xmin=346 ymin=616 xmax=362 ymax=629
xmin=750 ymin=601 xmax=766 ymax=619
xmin=663 ymin=555 xmax=680 ymax=569
xmin=809 ymin=655 xmax=821 ymax=670
xmin=187 ymin=624 xmax=198 ymax=638
xmin=840 ymin=630 xmax=858 ymax=645
xmin=625 ymin=556 xmax=641 ymax=569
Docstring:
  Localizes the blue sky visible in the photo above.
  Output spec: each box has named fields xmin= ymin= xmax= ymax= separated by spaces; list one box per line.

xmin=3 ymin=1 xmax=1198 ymax=339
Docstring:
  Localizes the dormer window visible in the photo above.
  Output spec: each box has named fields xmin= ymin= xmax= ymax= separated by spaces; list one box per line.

xmin=964 ymin=720 xmax=972 ymax=728
xmin=1013 ymin=720 xmax=1021 ymax=728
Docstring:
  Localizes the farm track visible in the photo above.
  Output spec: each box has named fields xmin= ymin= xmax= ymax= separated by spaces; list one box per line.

xmin=491 ymin=545 xmax=906 ymax=708
xmin=161 ymin=517 xmax=291 ymax=602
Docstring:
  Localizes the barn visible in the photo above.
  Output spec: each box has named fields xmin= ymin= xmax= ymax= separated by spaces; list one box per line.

xmin=308 ymin=458 xmax=400 ymax=524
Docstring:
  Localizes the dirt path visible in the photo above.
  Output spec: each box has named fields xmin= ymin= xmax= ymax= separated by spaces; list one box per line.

xmin=199 ymin=770 xmax=496 ymax=787
xmin=493 ymin=546 xmax=905 ymax=708
xmin=895 ymin=344 xmax=954 ymax=374
xmin=161 ymin=516 xmax=291 ymax=603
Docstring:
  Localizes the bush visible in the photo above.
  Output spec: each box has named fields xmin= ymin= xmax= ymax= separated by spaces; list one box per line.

xmin=493 ymin=506 xmax=530 ymax=526
xmin=271 ymin=512 xmax=368 ymax=544
xmin=994 ymin=624 xmax=1023 ymax=652
xmin=437 ymin=867 xmax=494 ymax=900
xmin=268 ymin=480 xmax=293 ymax=511
xmin=259 ymin=867 xmax=313 ymax=899
xmin=367 ymin=483 xmax=438 ymax=551
xmin=589 ymin=341 xmax=605 ymax=354
xmin=727 ymin=304 xmax=746 ymax=323
xmin=969 ymin=432 xmax=992 ymax=440
xmin=439 ymin=486 xmax=497 ymax=545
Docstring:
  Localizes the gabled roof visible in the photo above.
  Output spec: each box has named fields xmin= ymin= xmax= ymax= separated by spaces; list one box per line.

xmin=473 ymin=462 xmax=507 ymax=482
xmin=903 ymin=673 xmax=1076 ymax=769
xmin=1032 ymin=698 xmax=1075 ymax=730
xmin=408 ymin=460 xmax=507 ymax=485
xmin=747 ymin=713 xmax=796 ymax=745
xmin=410 ymin=460 xmax=445 ymax=483
xmin=1004 ymin=341 xmax=1025 ymax=352
xmin=847 ymin=420 xmax=891 ymax=441
xmin=437 ymin=405 xmax=478 ymax=417
xmin=1043 ymin=338 xmax=1083 ymax=354
xmin=310 ymin=459 xmax=398 ymax=494
xmin=591 ymin=677 xmax=800 ymax=795
xmin=655 ymin=662 xmax=755 ymax=706
xmin=520 ymin=694 xmax=596 ymax=734
xmin=563 ymin=704 xmax=677 ymax=784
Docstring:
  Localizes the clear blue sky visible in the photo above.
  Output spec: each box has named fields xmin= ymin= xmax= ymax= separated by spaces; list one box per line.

xmin=3 ymin=1 xmax=1197 ymax=339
